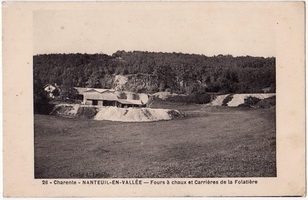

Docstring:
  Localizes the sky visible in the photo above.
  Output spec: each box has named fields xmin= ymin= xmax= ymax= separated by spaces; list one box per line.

xmin=33 ymin=3 xmax=277 ymax=57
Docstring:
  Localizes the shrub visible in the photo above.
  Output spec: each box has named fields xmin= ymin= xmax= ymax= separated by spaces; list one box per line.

xmin=238 ymin=96 xmax=261 ymax=107
xmin=59 ymin=86 xmax=79 ymax=101
xmin=34 ymin=101 xmax=55 ymax=114
xmin=255 ymin=96 xmax=276 ymax=108
xmin=167 ymin=110 xmax=186 ymax=119
xmin=166 ymin=92 xmax=212 ymax=104
xmin=50 ymin=105 xmax=73 ymax=116
xmin=222 ymin=94 xmax=234 ymax=106
xmin=33 ymin=79 xmax=54 ymax=114
xmin=191 ymin=92 xmax=212 ymax=104
xmin=76 ymin=107 xmax=98 ymax=119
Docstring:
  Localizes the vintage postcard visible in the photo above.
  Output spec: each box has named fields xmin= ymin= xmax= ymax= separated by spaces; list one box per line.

xmin=3 ymin=1 xmax=305 ymax=197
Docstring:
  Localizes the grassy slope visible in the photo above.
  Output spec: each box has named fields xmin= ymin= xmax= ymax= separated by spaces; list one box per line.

xmin=34 ymin=106 xmax=276 ymax=178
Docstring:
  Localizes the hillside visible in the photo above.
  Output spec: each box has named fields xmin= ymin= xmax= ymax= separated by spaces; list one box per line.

xmin=33 ymin=51 xmax=275 ymax=94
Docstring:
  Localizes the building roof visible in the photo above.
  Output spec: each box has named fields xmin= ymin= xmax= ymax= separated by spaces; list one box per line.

xmin=83 ymin=91 xmax=118 ymax=101
xmin=75 ymin=87 xmax=148 ymax=105
xmin=43 ymin=84 xmax=56 ymax=92
xmin=74 ymin=87 xmax=115 ymax=94
xmin=117 ymin=99 xmax=143 ymax=105
xmin=100 ymin=92 xmax=119 ymax=101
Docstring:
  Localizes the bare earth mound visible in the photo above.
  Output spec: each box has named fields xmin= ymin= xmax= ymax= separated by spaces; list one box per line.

xmin=207 ymin=93 xmax=276 ymax=107
xmin=94 ymin=107 xmax=185 ymax=122
xmin=51 ymin=104 xmax=185 ymax=122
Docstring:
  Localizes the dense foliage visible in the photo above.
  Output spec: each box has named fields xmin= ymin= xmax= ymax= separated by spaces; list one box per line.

xmin=166 ymin=92 xmax=213 ymax=104
xmin=33 ymin=77 xmax=49 ymax=113
xmin=33 ymin=51 xmax=275 ymax=94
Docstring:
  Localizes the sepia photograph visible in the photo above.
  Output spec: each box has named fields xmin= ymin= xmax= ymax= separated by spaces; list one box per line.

xmin=33 ymin=5 xmax=276 ymax=179
xmin=3 ymin=1 xmax=305 ymax=197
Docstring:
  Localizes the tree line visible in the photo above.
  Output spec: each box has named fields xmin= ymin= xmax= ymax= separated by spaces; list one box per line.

xmin=33 ymin=51 xmax=275 ymax=95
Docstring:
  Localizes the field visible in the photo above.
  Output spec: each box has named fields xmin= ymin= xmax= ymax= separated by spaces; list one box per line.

xmin=34 ymin=105 xmax=276 ymax=178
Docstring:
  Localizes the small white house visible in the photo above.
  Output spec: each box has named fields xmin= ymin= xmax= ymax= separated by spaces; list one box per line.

xmin=43 ymin=84 xmax=57 ymax=98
